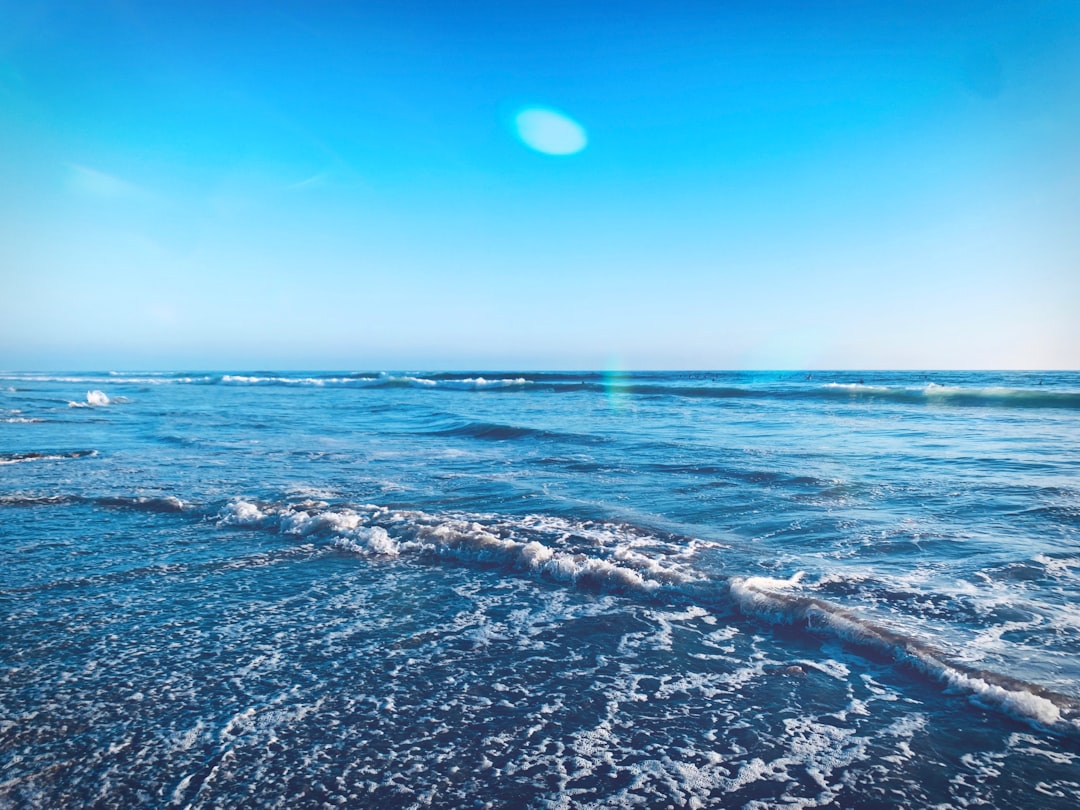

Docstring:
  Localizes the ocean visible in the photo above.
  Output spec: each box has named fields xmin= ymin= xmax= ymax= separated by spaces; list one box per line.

xmin=2 ymin=370 xmax=1078 ymax=808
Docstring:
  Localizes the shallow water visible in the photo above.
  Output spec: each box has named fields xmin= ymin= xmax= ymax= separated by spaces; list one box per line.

xmin=2 ymin=370 xmax=1079 ymax=807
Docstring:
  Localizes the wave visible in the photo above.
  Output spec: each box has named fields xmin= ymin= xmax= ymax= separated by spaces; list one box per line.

xmin=0 ymin=450 xmax=97 ymax=465
xmin=213 ymin=499 xmax=1080 ymax=735
xmin=569 ymin=381 xmax=1080 ymax=410
xmin=0 ymin=372 xmax=531 ymax=390
xmin=216 ymin=499 xmax=705 ymax=594
xmin=428 ymin=420 xmax=606 ymax=444
xmin=818 ymin=382 xmax=1080 ymax=410
xmin=1 ymin=374 xmax=212 ymax=385
xmin=6 ymin=488 xmax=1078 ymax=733
xmin=68 ymin=390 xmax=115 ymax=407
xmin=212 ymin=377 xmax=1080 ymax=409
xmin=0 ymin=492 xmax=185 ymax=512
xmin=94 ymin=494 xmax=187 ymax=513
xmin=729 ymin=575 xmax=1080 ymax=734
xmin=6 ymin=371 xmax=1077 ymax=409
xmin=217 ymin=373 xmax=530 ymax=389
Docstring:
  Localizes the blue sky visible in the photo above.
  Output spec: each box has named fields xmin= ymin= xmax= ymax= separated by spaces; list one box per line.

xmin=2 ymin=1 xmax=1078 ymax=369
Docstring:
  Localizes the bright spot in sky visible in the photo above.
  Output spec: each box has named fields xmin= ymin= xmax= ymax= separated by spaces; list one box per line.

xmin=513 ymin=107 xmax=588 ymax=155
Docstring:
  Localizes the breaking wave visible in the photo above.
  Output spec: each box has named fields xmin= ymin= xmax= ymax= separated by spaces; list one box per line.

xmin=68 ymin=390 xmax=115 ymax=407
xmin=217 ymin=499 xmax=705 ymax=596
xmin=729 ymin=575 xmax=1080 ymax=735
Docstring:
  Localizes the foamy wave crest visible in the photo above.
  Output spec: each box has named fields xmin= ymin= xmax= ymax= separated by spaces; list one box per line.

xmin=375 ymin=374 xmax=527 ymax=389
xmin=219 ymin=375 xmax=375 ymax=386
xmin=214 ymin=373 xmax=530 ymax=390
xmin=729 ymin=576 xmax=1080 ymax=734
xmin=69 ymin=390 xmax=111 ymax=407
xmin=216 ymin=501 xmax=706 ymax=595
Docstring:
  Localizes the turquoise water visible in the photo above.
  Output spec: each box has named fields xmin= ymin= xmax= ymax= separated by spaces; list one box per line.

xmin=2 ymin=370 xmax=1079 ymax=807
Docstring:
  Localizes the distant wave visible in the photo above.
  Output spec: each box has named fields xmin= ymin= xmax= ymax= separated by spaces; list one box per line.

xmin=0 ymin=491 xmax=185 ymax=512
xmin=0 ymin=374 xmax=211 ymax=385
xmin=817 ymin=382 xmax=1080 ymax=409
xmin=585 ymin=382 xmax=1080 ymax=410
xmin=0 ymin=450 xmax=97 ymax=465
xmin=428 ymin=420 xmax=607 ymax=444
xmin=5 ymin=371 xmax=1076 ymax=409
xmin=68 ymin=390 xmax=128 ymax=407
xmin=215 ymin=373 xmax=531 ymax=390
xmin=1 ymin=416 xmax=44 ymax=423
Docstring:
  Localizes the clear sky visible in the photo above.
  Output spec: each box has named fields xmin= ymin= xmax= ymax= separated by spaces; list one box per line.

xmin=2 ymin=0 xmax=1078 ymax=370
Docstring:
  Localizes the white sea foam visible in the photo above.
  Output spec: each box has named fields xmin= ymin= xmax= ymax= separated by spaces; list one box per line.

xmin=212 ymin=496 xmax=1080 ymax=734
xmin=216 ymin=500 xmax=704 ymax=595
xmin=204 ymin=492 xmax=1080 ymax=739
xmin=1033 ymin=554 xmax=1078 ymax=581
xmin=219 ymin=500 xmax=270 ymax=526
xmin=69 ymin=389 xmax=111 ymax=407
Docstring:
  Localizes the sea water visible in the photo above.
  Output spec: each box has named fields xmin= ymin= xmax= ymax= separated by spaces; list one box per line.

xmin=2 ymin=370 xmax=1078 ymax=808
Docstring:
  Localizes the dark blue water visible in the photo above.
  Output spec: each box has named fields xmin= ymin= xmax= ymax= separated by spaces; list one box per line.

xmin=3 ymin=370 xmax=1079 ymax=808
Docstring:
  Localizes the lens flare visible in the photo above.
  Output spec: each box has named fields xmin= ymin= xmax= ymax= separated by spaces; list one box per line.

xmin=602 ymin=361 xmax=630 ymax=411
xmin=513 ymin=107 xmax=588 ymax=155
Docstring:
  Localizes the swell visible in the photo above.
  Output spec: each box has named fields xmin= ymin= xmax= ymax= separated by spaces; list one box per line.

xmin=426 ymin=420 xmax=607 ymax=444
